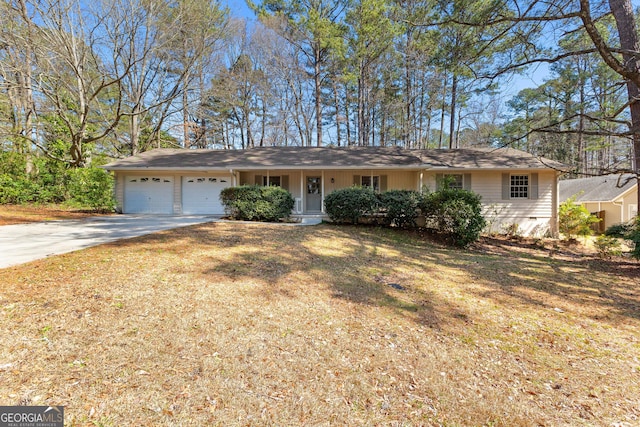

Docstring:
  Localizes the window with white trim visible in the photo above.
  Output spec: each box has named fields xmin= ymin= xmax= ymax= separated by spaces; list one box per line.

xmin=510 ymin=174 xmax=529 ymax=198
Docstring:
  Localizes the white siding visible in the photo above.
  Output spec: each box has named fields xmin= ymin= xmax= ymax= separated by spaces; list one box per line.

xmin=425 ymin=170 xmax=557 ymax=237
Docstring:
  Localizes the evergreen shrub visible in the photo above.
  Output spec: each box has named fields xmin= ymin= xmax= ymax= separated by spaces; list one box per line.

xmin=324 ymin=186 xmax=378 ymax=224
xmin=220 ymin=185 xmax=294 ymax=222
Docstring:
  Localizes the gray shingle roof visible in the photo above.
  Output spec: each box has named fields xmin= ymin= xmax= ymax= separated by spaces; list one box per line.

xmin=102 ymin=146 xmax=565 ymax=171
xmin=559 ymin=174 xmax=637 ymax=202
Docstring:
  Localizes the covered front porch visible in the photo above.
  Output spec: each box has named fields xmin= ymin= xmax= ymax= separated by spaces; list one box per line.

xmin=238 ymin=169 xmax=423 ymax=214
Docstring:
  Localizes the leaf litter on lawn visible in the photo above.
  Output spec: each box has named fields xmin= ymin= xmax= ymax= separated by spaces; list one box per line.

xmin=0 ymin=222 xmax=638 ymax=426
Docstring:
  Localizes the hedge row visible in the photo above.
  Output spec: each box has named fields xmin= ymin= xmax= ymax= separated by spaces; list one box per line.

xmin=324 ymin=186 xmax=486 ymax=247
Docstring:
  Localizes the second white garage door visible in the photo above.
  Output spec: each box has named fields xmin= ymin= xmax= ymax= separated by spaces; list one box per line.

xmin=182 ymin=176 xmax=231 ymax=214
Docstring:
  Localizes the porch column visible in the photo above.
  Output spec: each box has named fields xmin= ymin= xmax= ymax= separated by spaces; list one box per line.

xmin=321 ymin=170 xmax=325 ymax=213
xmin=300 ymin=171 xmax=304 ymax=213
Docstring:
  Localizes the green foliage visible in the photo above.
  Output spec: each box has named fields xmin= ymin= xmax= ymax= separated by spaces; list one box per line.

xmin=377 ymin=190 xmax=419 ymax=228
xmin=420 ymin=187 xmax=487 ymax=247
xmin=65 ymin=167 xmax=116 ymax=212
xmin=324 ymin=186 xmax=378 ymax=224
xmin=626 ymin=217 xmax=640 ymax=259
xmin=220 ymin=185 xmax=294 ymax=222
xmin=558 ymin=196 xmax=600 ymax=240
xmin=604 ymin=222 xmax=632 ymax=238
xmin=0 ymin=174 xmax=41 ymax=204
xmin=593 ymin=235 xmax=623 ymax=258
xmin=0 ymin=152 xmax=114 ymax=211
xmin=605 ymin=217 xmax=640 ymax=259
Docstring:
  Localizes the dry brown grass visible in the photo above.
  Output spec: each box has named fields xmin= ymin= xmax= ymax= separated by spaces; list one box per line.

xmin=0 ymin=204 xmax=109 ymax=225
xmin=0 ymin=221 xmax=639 ymax=426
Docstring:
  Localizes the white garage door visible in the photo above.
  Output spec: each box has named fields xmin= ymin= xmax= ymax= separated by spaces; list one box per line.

xmin=182 ymin=176 xmax=231 ymax=214
xmin=124 ymin=176 xmax=174 ymax=214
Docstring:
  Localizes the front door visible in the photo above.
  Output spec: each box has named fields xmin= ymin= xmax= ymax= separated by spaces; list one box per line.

xmin=306 ymin=176 xmax=322 ymax=212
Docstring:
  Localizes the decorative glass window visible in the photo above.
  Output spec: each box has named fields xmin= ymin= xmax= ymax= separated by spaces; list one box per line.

xmin=209 ymin=178 xmax=217 ymax=183
xmin=140 ymin=178 xmax=148 ymax=182
xmin=361 ymin=176 xmax=380 ymax=192
xmin=510 ymin=175 xmax=529 ymax=198
xmin=263 ymin=176 xmax=281 ymax=187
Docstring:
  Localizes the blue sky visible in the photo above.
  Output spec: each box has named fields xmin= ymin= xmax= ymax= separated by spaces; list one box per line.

xmin=225 ymin=0 xmax=256 ymax=21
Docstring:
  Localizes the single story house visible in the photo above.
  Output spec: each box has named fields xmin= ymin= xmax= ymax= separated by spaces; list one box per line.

xmin=559 ymin=174 xmax=638 ymax=232
xmin=102 ymin=146 xmax=566 ymax=236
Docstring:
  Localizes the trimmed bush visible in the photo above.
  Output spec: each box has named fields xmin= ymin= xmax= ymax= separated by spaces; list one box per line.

xmin=324 ymin=186 xmax=378 ymax=224
xmin=378 ymin=190 xmax=420 ymax=228
xmin=420 ymin=187 xmax=486 ymax=247
xmin=220 ymin=185 xmax=294 ymax=222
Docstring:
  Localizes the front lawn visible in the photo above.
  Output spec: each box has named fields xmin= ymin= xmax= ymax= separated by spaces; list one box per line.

xmin=0 ymin=222 xmax=638 ymax=426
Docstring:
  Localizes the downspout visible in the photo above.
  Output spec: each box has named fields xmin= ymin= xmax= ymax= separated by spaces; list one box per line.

xmin=612 ymin=200 xmax=624 ymax=222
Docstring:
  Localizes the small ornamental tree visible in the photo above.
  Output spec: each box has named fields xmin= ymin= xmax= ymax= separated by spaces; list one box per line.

xmin=558 ymin=196 xmax=600 ymax=240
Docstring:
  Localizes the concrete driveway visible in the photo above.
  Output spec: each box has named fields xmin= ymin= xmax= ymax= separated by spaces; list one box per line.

xmin=0 ymin=215 xmax=218 ymax=269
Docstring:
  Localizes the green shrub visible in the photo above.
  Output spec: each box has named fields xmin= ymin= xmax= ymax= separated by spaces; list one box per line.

xmin=65 ymin=167 xmax=116 ymax=212
xmin=420 ymin=187 xmax=486 ymax=247
xmin=220 ymin=185 xmax=294 ymax=222
xmin=377 ymin=190 xmax=420 ymax=228
xmin=594 ymin=234 xmax=623 ymax=257
xmin=559 ymin=196 xmax=601 ymax=240
xmin=604 ymin=223 xmax=632 ymax=238
xmin=0 ymin=174 xmax=40 ymax=204
xmin=626 ymin=216 xmax=640 ymax=259
xmin=594 ymin=235 xmax=623 ymax=258
xmin=324 ymin=186 xmax=378 ymax=224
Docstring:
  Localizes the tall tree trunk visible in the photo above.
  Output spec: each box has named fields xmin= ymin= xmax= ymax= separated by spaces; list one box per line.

xmin=344 ymin=81 xmax=352 ymax=146
xmin=183 ymin=72 xmax=190 ymax=148
xmin=439 ymin=73 xmax=447 ymax=149
xmin=314 ymin=45 xmax=322 ymax=147
xmin=449 ymin=74 xmax=457 ymax=149
xmin=333 ymin=80 xmax=341 ymax=147
xmin=608 ymin=0 xmax=640 ymax=200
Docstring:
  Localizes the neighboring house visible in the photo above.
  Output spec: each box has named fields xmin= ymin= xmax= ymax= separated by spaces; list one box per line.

xmin=102 ymin=146 xmax=565 ymax=236
xmin=559 ymin=174 xmax=638 ymax=232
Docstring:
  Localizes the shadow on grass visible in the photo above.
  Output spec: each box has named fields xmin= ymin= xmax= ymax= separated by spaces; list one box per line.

xmin=105 ymin=221 xmax=640 ymax=325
